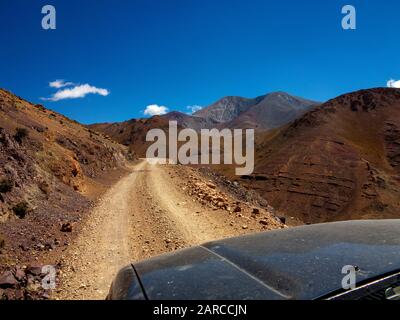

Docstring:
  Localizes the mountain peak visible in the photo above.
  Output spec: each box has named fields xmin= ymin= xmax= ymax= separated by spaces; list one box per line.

xmin=193 ymin=91 xmax=319 ymax=129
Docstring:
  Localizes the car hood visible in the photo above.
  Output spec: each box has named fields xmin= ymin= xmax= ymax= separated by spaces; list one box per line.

xmin=111 ymin=220 xmax=400 ymax=300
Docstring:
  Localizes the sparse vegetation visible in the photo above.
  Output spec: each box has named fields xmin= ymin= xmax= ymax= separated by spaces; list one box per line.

xmin=14 ymin=127 xmax=28 ymax=143
xmin=12 ymin=201 xmax=29 ymax=219
xmin=34 ymin=104 xmax=45 ymax=111
xmin=0 ymin=178 xmax=13 ymax=193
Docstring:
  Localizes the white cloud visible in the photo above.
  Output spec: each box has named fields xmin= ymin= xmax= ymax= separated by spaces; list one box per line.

xmin=43 ymin=83 xmax=110 ymax=101
xmin=144 ymin=104 xmax=168 ymax=116
xmin=49 ymin=79 xmax=75 ymax=89
xmin=186 ymin=105 xmax=203 ymax=114
xmin=387 ymin=79 xmax=400 ymax=88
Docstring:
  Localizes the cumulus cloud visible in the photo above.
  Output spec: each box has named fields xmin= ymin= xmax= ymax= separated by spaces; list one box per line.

xmin=387 ymin=79 xmax=400 ymax=88
xmin=49 ymin=79 xmax=75 ymax=89
xmin=144 ymin=104 xmax=168 ymax=116
xmin=43 ymin=83 xmax=110 ymax=101
xmin=186 ymin=105 xmax=203 ymax=114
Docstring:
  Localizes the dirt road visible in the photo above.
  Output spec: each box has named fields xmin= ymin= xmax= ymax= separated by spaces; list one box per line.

xmin=54 ymin=160 xmax=282 ymax=300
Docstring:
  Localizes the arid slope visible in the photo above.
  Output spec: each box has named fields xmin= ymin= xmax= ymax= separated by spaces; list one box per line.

xmin=236 ymin=88 xmax=400 ymax=223
xmin=0 ymin=88 xmax=129 ymax=298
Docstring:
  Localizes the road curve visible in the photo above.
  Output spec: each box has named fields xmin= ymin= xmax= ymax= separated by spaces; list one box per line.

xmin=54 ymin=160 xmax=256 ymax=300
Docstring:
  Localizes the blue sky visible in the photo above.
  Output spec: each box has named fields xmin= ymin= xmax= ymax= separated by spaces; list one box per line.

xmin=0 ymin=0 xmax=399 ymax=124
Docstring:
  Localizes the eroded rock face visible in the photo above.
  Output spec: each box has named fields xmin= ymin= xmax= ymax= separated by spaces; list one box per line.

xmin=237 ymin=88 xmax=400 ymax=223
xmin=249 ymin=137 xmax=365 ymax=222
xmin=385 ymin=122 xmax=400 ymax=172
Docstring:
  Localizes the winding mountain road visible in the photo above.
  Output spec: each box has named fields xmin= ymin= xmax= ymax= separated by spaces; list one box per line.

xmin=55 ymin=160 xmax=258 ymax=300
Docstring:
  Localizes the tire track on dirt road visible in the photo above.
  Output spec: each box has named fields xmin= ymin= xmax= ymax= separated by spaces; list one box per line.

xmin=54 ymin=160 xmax=245 ymax=299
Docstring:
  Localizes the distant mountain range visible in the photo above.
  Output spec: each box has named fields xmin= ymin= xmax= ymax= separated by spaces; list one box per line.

xmin=90 ymin=91 xmax=319 ymax=151
xmin=194 ymin=92 xmax=318 ymax=129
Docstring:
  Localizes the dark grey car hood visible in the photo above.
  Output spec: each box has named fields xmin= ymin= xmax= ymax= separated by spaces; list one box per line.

xmin=109 ymin=220 xmax=400 ymax=300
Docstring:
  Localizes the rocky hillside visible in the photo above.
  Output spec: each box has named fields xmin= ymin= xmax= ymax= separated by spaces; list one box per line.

xmin=0 ymin=89 xmax=130 ymax=298
xmin=233 ymin=88 xmax=400 ymax=224
xmin=90 ymin=115 xmax=177 ymax=158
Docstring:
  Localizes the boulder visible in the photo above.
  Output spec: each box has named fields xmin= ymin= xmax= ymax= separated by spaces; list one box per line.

xmin=14 ymin=267 xmax=26 ymax=282
xmin=0 ymin=271 xmax=18 ymax=288
xmin=278 ymin=216 xmax=286 ymax=224
xmin=216 ymin=202 xmax=225 ymax=208
xmin=26 ymin=264 xmax=43 ymax=276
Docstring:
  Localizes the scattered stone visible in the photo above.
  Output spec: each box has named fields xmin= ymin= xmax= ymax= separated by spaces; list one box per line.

xmin=242 ymin=225 xmax=248 ymax=230
xmin=252 ymin=208 xmax=260 ymax=214
xmin=259 ymin=220 xmax=269 ymax=226
xmin=278 ymin=216 xmax=286 ymax=224
xmin=26 ymin=264 xmax=43 ymax=276
xmin=207 ymin=183 xmax=216 ymax=189
xmin=233 ymin=206 xmax=242 ymax=213
xmin=41 ymin=292 xmax=50 ymax=300
xmin=0 ymin=271 xmax=18 ymax=288
xmin=14 ymin=289 xmax=24 ymax=300
xmin=36 ymin=243 xmax=45 ymax=251
xmin=61 ymin=222 xmax=73 ymax=232
xmin=14 ymin=267 xmax=26 ymax=282
xmin=44 ymin=242 xmax=55 ymax=250
xmin=19 ymin=244 xmax=29 ymax=251
xmin=217 ymin=202 xmax=225 ymax=208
